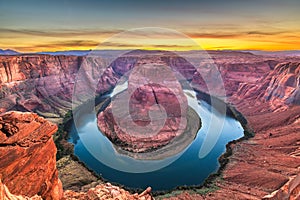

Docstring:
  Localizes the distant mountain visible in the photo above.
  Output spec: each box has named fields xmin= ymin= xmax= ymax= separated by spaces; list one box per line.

xmin=0 ymin=49 xmax=20 ymax=55
xmin=241 ymin=50 xmax=300 ymax=56
xmin=37 ymin=49 xmax=130 ymax=57
xmin=37 ymin=50 xmax=92 ymax=56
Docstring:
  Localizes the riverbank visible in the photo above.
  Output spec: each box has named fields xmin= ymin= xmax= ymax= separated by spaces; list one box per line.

xmin=55 ymin=91 xmax=250 ymax=197
xmin=159 ymin=99 xmax=300 ymax=199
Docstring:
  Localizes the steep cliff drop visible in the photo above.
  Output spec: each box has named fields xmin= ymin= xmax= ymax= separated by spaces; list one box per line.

xmin=0 ymin=111 xmax=63 ymax=200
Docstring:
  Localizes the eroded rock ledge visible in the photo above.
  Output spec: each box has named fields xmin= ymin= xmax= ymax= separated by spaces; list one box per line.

xmin=0 ymin=178 xmax=42 ymax=200
xmin=64 ymin=183 xmax=152 ymax=200
xmin=0 ymin=111 xmax=63 ymax=200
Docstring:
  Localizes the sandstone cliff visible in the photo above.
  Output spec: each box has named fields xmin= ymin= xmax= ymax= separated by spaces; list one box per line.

xmin=0 ymin=52 xmax=299 ymax=200
xmin=0 ymin=178 xmax=42 ymax=200
xmin=0 ymin=55 xmax=81 ymax=122
xmin=0 ymin=111 xmax=63 ymax=200
xmin=0 ymin=51 xmax=285 ymax=123
xmin=235 ymin=62 xmax=300 ymax=110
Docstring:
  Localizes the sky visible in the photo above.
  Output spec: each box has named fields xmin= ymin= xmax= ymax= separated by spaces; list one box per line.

xmin=0 ymin=0 xmax=300 ymax=52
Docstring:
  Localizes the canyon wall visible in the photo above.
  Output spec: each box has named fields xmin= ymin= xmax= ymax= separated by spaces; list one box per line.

xmin=0 ymin=51 xmax=286 ymax=122
xmin=235 ymin=62 xmax=300 ymax=109
xmin=0 ymin=55 xmax=81 ymax=123
xmin=0 ymin=52 xmax=299 ymax=199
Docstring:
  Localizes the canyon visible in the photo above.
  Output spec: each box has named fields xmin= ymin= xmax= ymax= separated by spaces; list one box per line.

xmin=0 ymin=51 xmax=299 ymax=199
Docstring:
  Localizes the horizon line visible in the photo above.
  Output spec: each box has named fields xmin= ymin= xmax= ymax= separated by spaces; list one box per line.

xmin=2 ymin=48 xmax=300 ymax=54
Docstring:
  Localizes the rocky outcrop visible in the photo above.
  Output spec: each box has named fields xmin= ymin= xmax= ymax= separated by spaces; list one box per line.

xmin=64 ymin=183 xmax=153 ymax=200
xmin=264 ymin=173 xmax=300 ymax=199
xmin=235 ymin=62 xmax=300 ymax=110
xmin=0 ymin=111 xmax=63 ymax=200
xmin=0 ymin=178 xmax=42 ymax=200
xmin=98 ymin=64 xmax=188 ymax=153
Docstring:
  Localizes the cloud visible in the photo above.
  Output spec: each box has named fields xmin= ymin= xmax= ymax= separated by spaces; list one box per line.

xmin=12 ymin=40 xmax=194 ymax=51
xmin=246 ymin=31 xmax=285 ymax=35
xmin=0 ymin=28 xmax=121 ymax=38
xmin=0 ymin=27 xmax=290 ymax=41
xmin=13 ymin=40 xmax=99 ymax=51
xmin=100 ymin=41 xmax=194 ymax=49
xmin=186 ymin=32 xmax=241 ymax=39
xmin=208 ymin=46 xmax=235 ymax=49
xmin=0 ymin=27 xmax=202 ymax=40
xmin=185 ymin=30 xmax=288 ymax=39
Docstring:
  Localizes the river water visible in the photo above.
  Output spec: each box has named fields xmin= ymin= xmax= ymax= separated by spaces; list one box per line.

xmin=68 ymin=88 xmax=244 ymax=191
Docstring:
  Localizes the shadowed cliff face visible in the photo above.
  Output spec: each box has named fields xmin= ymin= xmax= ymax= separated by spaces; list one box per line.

xmin=0 ymin=111 xmax=62 ymax=200
xmin=0 ymin=55 xmax=82 ymax=122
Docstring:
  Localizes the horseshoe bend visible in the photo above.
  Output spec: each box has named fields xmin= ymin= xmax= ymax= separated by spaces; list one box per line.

xmin=97 ymin=64 xmax=199 ymax=155
xmin=0 ymin=50 xmax=299 ymax=199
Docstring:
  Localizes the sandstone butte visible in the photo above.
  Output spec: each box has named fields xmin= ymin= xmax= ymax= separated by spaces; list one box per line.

xmin=0 ymin=52 xmax=299 ymax=199
xmin=97 ymin=64 xmax=188 ymax=153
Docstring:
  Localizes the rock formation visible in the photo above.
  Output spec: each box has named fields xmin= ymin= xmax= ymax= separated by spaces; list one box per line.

xmin=0 ymin=111 xmax=154 ymax=200
xmin=97 ymin=64 xmax=189 ymax=153
xmin=64 ymin=183 xmax=153 ymax=200
xmin=0 ymin=178 xmax=42 ymax=200
xmin=263 ymin=173 xmax=300 ymax=199
xmin=0 ymin=51 xmax=300 ymax=200
xmin=235 ymin=62 xmax=300 ymax=110
xmin=0 ymin=111 xmax=63 ymax=200
xmin=0 ymin=55 xmax=82 ymax=123
xmin=0 ymin=51 xmax=293 ymax=121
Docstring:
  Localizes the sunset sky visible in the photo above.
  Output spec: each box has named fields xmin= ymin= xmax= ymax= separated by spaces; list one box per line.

xmin=0 ymin=0 xmax=299 ymax=52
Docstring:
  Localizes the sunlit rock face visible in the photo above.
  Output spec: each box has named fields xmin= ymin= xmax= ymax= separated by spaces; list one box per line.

xmin=0 ymin=111 xmax=63 ymax=200
xmin=235 ymin=62 xmax=300 ymax=111
xmin=97 ymin=64 xmax=189 ymax=153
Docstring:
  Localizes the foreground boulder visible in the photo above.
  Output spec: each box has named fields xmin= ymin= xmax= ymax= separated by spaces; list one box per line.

xmin=0 ymin=178 xmax=42 ymax=200
xmin=64 ymin=183 xmax=153 ymax=200
xmin=0 ymin=111 xmax=63 ymax=200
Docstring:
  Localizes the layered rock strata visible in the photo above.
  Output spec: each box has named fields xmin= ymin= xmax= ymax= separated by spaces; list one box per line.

xmin=0 ymin=111 xmax=63 ymax=200
xmin=97 ymin=64 xmax=189 ymax=153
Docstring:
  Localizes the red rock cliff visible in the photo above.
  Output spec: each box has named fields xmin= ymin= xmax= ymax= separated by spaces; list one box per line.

xmin=235 ymin=62 xmax=300 ymax=110
xmin=0 ymin=55 xmax=81 ymax=121
xmin=0 ymin=111 xmax=63 ymax=200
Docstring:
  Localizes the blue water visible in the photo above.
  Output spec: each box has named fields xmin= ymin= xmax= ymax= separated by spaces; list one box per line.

xmin=68 ymin=90 xmax=244 ymax=191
